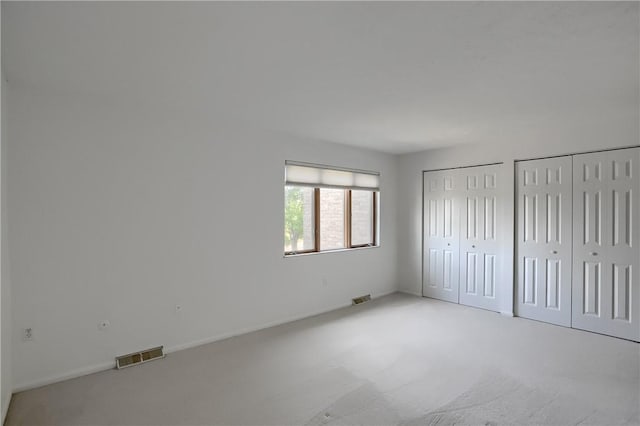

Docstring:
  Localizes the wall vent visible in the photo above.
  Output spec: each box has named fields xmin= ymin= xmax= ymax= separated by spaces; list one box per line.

xmin=352 ymin=294 xmax=371 ymax=305
xmin=116 ymin=346 xmax=164 ymax=369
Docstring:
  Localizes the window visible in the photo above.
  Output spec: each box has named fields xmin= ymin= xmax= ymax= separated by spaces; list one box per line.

xmin=284 ymin=186 xmax=316 ymax=253
xmin=320 ymin=188 xmax=346 ymax=251
xmin=284 ymin=162 xmax=379 ymax=255
xmin=350 ymin=190 xmax=375 ymax=247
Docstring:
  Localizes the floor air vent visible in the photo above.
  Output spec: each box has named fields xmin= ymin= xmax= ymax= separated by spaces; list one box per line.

xmin=116 ymin=346 xmax=164 ymax=369
xmin=352 ymin=294 xmax=371 ymax=305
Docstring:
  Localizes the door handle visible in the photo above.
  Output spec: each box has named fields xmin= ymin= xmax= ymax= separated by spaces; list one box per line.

xmin=471 ymin=245 xmax=476 ymax=248
xmin=447 ymin=243 xmax=451 ymax=246
xmin=550 ymin=250 xmax=558 ymax=254
xmin=591 ymin=252 xmax=598 ymax=256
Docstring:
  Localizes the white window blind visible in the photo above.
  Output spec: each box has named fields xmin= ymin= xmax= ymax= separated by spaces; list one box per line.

xmin=285 ymin=161 xmax=380 ymax=191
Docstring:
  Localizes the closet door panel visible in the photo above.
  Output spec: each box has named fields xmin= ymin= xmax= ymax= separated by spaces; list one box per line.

xmin=572 ymin=148 xmax=640 ymax=341
xmin=515 ymin=157 xmax=572 ymax=326
xmin=423 ymin=170 xmax=461 ymax=303
xmin=459 ymin=165 xmax=502 ymax=312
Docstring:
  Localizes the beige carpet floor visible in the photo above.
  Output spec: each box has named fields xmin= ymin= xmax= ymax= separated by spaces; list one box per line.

xmin=5 ymin=293 xmax=640 ymax=425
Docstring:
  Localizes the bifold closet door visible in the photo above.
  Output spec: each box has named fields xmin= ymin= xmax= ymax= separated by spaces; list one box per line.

xmin=423 ymin=169 xmax=461 ymax=303
xmin=515 ymin=157 xmax=572 ymax=326
xmin=459 ymin=165 xmax=502 ymax=312
xmin=572 ymin=148 xmax=640 ymax=341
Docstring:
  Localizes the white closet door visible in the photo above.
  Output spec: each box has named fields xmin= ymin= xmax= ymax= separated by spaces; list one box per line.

xmin=515 ymin=157 xmax=572 ymax=326
xmin=459 ymin=165 xmax=502 ymax=312
xmin=572 ymin=148 xmax=640 ymax=341
xmin=423 ymin=169 xmax=461 ymax=303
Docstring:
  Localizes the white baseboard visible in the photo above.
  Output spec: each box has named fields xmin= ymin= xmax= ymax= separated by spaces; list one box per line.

xmin=397 ymin=289 xmax=422 ymax=297
xmin=166 ymin=288 xmax=397 ymax=354
xmin=165 ymin=302 xmax=352 ymax=355
xmin=13 ymin=289 xmax=397 ymax=393
xmin=2 ymin=392 xmax=12 ymax=423
xmin=500 ymin=311 xmax=514 ymax=317
xmin=13 ymin=361 xmax=115 ymax=393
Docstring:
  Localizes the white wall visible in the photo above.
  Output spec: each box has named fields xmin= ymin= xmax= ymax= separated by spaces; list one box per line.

xmin=1 ymin=2 xmax=14 ymax=419
xmin=7 ymin=88 xmax=638 ymax=393
xmin=7 ymin=86 xmax=398 ymax=391
xmin=1 ymin=74 xmax=10 ymax=422
xmin=396 ymin=120 xmax=640 ymax=313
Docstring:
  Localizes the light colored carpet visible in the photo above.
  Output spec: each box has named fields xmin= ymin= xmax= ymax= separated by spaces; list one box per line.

xmin=5 ymin=293 xmax=640 ymax=425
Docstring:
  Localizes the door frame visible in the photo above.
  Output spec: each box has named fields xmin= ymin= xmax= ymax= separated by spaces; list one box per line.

xmin=513 ymin=156 xmax=573 ymax=326
xmin=421 ymin=162 xmax=512 ymax=314
xmin=513 ymin=145 xmax=640 ymax=339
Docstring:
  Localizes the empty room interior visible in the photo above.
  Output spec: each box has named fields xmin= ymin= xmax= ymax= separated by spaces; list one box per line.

xmin=0 ymin=1 xmax=639 ymax=425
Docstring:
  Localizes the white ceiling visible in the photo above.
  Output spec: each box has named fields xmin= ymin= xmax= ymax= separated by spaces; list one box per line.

xmin=3 ymin=2 xmax=638 ymax=154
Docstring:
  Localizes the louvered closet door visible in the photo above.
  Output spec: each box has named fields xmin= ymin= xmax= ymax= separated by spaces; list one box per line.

xmin=515 ymin=157 xmax=572 ymax=326
xmin=423 ymin=169 xmax=461 ymax=303
xmin=572 ymin=148 xmax=640 ymax=341
xmin=459 ymin=165 xmax=502 ymax=312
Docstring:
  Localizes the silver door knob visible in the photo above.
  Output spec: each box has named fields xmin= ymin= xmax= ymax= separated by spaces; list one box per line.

xmin=591 ymin=252 xmax=598 ymax=256
xmin=472 ymin=245 xmax=476 ymax=248
xmin=447 ymin=243 xmax=451 ymax=246
xmin=551 ymin=250 xmax=558 ymax=254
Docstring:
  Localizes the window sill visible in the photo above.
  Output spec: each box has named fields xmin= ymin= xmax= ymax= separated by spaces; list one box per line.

xmin=283 ymin=245 xmax=380 ymax=258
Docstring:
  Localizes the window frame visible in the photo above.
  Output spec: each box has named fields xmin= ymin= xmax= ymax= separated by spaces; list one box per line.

xmin=283 ymin=186 xmax=317 ymax=255
xmin=347 ymin=190 xmax=377 ymax=249
xmin=284 ymin=187 xmax=378 ymax=256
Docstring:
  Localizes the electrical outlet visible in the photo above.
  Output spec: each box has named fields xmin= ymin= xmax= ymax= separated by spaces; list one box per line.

xmin=23 ymin=328 xmax=33 ymax=341
xmin=98 ymin=320 xmax=111 ymax=331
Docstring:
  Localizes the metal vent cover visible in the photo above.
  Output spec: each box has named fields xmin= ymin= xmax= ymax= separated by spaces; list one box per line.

xmin=352 ymin=294 xmax=371 ymax=305
xmin=116 ymin=346 xmax=164 ymax=369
